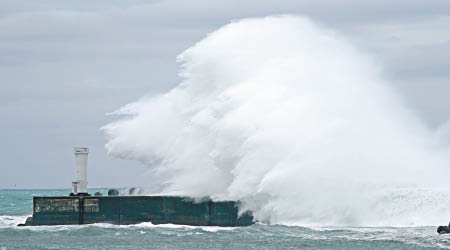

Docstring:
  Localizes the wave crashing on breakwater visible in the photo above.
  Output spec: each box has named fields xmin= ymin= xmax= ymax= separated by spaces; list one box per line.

xmin=102 ymin=15 xmax=450 ymax=227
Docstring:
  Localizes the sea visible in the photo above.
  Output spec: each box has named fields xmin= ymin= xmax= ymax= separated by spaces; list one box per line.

xmin=1 ymin=189 xmax=449 ymax=250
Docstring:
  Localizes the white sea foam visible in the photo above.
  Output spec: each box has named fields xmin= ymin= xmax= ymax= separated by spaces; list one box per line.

xmin=120 ymin=222 xmax=237 ymax=232
xmin=52 ymin=221 xmax=237 ymax=232
xmin=0 ymin=215 xmax=29 ymax=228
xmin=0 ymin=216 xmax=98 ymax=231
xmin=102 ymin=15 xmax=450 ymax=227
xmin=1 ymin=216 xmax=236 ymax=232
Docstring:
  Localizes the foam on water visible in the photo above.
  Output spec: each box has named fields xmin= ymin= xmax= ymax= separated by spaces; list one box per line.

xmin=0 ymin=216 xmax=29 ymax=228
xmin=102 ymin=15 xmax=450 ymax=227
xmin=0 ymin=215 xmax=236 ymax=233
xmin=91 ymin=222 xmax=237 ymax=232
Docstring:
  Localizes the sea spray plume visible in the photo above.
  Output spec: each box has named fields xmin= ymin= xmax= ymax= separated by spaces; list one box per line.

xmin=102 ymin=15 xmax=450 ymax=226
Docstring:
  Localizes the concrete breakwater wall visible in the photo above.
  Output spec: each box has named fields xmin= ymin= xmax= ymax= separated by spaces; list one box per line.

xmin=21 ymin=196 xmax=254 ymax=227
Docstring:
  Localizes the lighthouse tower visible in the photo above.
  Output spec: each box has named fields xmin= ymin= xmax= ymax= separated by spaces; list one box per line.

xmin=71 ymin=147 xmax=89 ymax=196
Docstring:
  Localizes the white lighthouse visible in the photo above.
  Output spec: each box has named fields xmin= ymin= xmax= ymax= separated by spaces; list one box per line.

xmin=71 ymin=147 xmax=89 ymax=195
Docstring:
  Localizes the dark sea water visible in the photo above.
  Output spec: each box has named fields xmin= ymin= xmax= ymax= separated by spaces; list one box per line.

xmin=1 ymin=189 xmax=449 ymax=250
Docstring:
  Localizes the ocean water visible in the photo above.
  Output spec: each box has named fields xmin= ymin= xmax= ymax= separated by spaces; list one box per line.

xmin=1 ymin=189 xmax=449 ymax=250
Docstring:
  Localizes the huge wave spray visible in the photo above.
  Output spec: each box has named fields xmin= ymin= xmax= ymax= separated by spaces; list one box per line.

xmin=103 ymin=16 xmax=450 ymax=227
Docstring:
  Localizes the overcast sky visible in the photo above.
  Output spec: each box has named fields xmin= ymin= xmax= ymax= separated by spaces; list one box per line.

xmin=1 ymin=0 xmax=449 ymax=189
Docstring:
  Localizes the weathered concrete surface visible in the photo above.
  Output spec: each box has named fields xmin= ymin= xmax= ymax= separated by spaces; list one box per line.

xmin=20 ymin=196 xmax=254 ymax=227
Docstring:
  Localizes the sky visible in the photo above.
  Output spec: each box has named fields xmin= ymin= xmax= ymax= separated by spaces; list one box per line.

xmin=1 ymin=0 xmax=449 ymax=189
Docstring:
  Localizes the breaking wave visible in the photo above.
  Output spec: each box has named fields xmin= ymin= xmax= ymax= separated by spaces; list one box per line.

xmin=0 ymin=215 xmax=29 ymax=228
xmin=102 ymin=15 xmax=450 ymax=226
